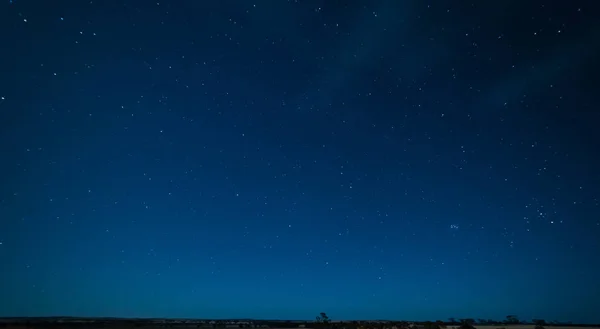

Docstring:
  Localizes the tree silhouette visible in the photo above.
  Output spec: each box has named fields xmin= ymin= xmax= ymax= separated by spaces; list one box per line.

xmin=506 ymin=316 xmax=519 ymax=324
xmin=316 ymin=313 xmax=330 ymax=324
xmin=458 ymin=319 xmax=475 ymax=329
xmin=532 ymin=319 xmax=546 ymax=329
xmin=423 ymin=321 xmax=439 ymax=329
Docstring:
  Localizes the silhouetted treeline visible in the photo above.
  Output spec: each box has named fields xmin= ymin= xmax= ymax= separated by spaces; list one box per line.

xmin=0 ymin=316 xmax=598 ymax=329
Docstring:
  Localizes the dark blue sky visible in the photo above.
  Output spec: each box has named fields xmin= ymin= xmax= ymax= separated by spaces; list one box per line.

xmin=1 ymin=0 xmax=599 ymax=324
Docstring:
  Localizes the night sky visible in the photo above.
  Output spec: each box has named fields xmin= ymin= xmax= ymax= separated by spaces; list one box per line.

xmin=1 ymin=0 xmax=600 ymax=324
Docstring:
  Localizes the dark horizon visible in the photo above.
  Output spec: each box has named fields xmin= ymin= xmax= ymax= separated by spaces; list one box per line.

xmin=0 ymin=317 xmax=597 ymax=325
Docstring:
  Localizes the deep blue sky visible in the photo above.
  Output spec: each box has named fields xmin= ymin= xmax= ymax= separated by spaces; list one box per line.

xmin=1 ymin=0 xmax=599 ymax=324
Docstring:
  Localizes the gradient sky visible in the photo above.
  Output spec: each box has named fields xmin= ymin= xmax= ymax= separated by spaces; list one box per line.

xmin=1 ymin=0 xmax=599 ymax=324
